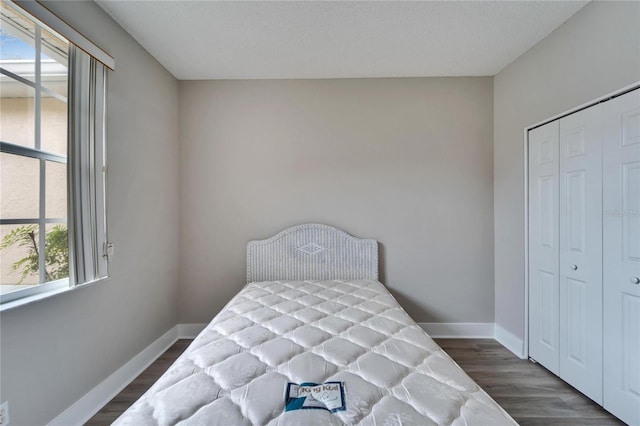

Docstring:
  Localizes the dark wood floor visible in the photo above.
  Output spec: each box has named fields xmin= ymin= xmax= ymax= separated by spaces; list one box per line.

xmin=437 ymin=339 xmax=623 ymax=426
xmin=86 ymin=340 xmax=191 ymax=425
xmin=87 ymin=339 xmax=623 ymax=425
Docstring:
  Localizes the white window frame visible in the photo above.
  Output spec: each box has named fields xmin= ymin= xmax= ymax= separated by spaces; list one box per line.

xmin=0 ymin=0 xmax=114 ymax=311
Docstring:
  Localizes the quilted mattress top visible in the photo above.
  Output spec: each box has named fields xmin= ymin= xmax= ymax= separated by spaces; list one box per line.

xmin=115 ymin=280 xmax=516 ymax=425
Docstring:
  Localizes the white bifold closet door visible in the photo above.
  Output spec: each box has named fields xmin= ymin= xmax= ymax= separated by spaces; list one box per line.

xmin=529 ymin=88 xmax=640 ymax=425
xmin=529 ymin=121 xmax=560 ymax=375
xmin=529 ymin=106 xmax=602 ymax=403
xmin=558 ymin=106 xmax=603 ymax=404
xmin=602 ymin=89 xmax=640 ymax=426
xmin=529 ymin=106 xmax=603 ymax=403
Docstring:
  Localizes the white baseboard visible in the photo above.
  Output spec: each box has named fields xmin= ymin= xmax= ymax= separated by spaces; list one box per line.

xmin=418 ymin=322 xmax=495 ymax=338
xmin=495 ymin=324 xmax=526 ymax=359
xmin=421 ymin=322 xmax=526 ymax=359
xmin=48 ymin=325 xmax=179 ymax=426
xmin=48 ymin=323 xmax=210 ymax=426
xmin=177 ymin=323 xmax=207 ymax=338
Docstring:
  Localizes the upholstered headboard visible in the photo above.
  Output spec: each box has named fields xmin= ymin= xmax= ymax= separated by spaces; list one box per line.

xmin=247 ymin=224 xmax=378 ymax=283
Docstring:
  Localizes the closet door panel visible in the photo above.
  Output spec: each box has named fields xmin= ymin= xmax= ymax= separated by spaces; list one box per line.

xmin=559 ymin=106 xmax=603 ymax=404
xmin=528 ymin=121 xmax=560 ymax=374
xmin=603 ymin=89 xmax=640 ymax=426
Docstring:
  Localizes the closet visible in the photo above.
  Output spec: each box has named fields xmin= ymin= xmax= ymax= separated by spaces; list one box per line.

xmin=528 ymin=88 xmax=640 ymax=425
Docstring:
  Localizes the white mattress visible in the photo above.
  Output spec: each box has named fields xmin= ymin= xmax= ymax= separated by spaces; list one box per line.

xmin=115 ymin=280 xmax=517 ymax=425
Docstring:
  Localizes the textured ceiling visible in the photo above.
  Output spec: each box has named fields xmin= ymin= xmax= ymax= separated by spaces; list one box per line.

xmin=96 ymin=1 xmax=589 ymax=80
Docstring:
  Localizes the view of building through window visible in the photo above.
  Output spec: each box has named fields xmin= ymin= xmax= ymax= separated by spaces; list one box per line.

xmin=0 ymin=0 xmax=69 ymax=295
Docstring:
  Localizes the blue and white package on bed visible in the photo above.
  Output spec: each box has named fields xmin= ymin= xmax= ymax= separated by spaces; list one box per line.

xmin=285 ymin=381 xmax=346 ymax=413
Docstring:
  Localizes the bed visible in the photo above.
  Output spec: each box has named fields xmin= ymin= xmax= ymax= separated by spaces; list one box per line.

xmin=115 ymin=224 xmax=516 ymax=425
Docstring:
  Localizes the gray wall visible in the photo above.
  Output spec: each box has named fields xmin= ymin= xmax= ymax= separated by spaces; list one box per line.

xmin=494 ymin=1 xmax=640 ymax=339
xmin=178 ymin=78 xmax=494 ymax=324
xmin=0 ymin=2 xmax=180 ymax=425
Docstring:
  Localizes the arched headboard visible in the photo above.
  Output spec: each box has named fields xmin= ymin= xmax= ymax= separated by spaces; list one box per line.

xmin=247 ymin=224 xmax=378 ymax=283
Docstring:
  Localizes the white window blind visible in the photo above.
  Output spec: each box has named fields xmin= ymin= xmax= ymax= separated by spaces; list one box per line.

xmin=68 ymin=46 xmax=108 ymax=285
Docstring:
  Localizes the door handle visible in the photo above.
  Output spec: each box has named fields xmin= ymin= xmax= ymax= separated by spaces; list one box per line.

xmin=632 ymin=276 xmax=640 ymax=285
xmin=570 ymin=264 xmax=578 ymax=271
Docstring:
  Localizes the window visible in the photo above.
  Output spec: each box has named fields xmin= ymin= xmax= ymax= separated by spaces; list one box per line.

xmin=0 ymin=0 xmax=113 ymax=308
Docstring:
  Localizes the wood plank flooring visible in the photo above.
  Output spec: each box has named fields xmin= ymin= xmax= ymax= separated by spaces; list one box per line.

xmin=436 ymin=339 xmax=623 ymax=426
xmin=87 ymin=338 xmax=623 ymax=425
xmin=86 ymin=340 xmax=191 ymax=425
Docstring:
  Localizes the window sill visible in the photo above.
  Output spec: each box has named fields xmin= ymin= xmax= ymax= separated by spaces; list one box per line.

xmin=0 ymin=276 xmax=109 ymax=313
